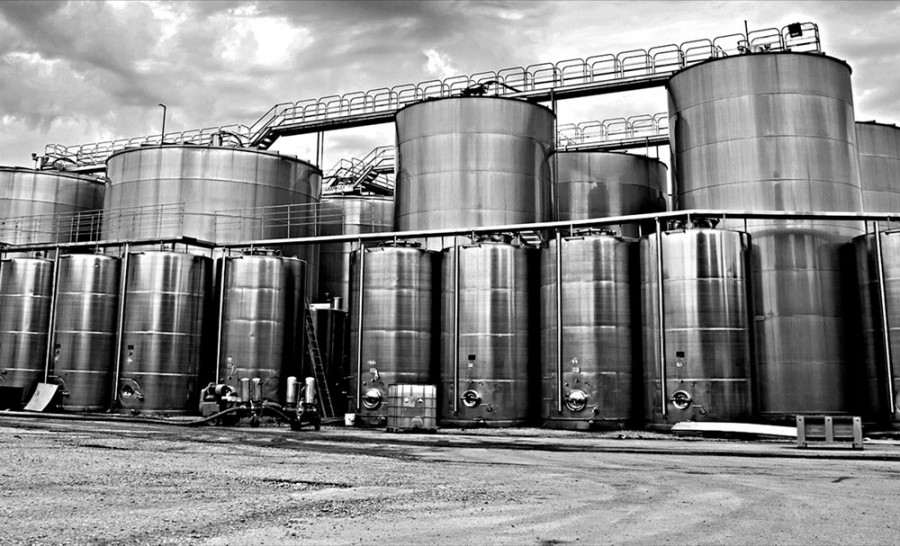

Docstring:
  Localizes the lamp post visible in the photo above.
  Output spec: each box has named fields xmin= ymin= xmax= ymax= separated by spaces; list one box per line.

xmin=159 ymin=103 xmax=167 ymax=143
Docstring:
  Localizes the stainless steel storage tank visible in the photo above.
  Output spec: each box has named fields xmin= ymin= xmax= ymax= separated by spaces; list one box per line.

xmin=540 ymin=230 xmax=634 ymax=429
xmin=668 ymin=52 xmax=863 ymax=417
xmin=640 ymin=225 xmax=752 ymax=423
xmin=217 ymin=254 xmax=305 ymax=404
xmin=852 ymin=231 xmax=900 ymax=423
xmin=395 ymin=97 xmax=554 ymax=242
xmin=318 ymin=195 xmax=394 ymax=305
xmin=117 ymin=251 xmax=211 ymax=414
xmin=348 ymin=243 xmax=437 ymax=426
xmin=441 ymin=236 xmax=534 ymax=427
xmin=856 ymin=122 xmax=900 ymax=213
xmin=51 ymin=254 xmax=120 ymax=411
xmin=0 ymin=167 xmax=104 ymax=245
xmin=0 ymin=257 xmax=54 ymax=403
xmin=554 ymin=152 xmax=667 ymax=237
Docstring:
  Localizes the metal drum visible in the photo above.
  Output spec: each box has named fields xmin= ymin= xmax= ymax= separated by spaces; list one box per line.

xmin=348 ymin=243 xmax=437 ymax=426
xmin=395 ymin=97 xmax=554 ymax=247
xmin=0 ymin=167 xmax=104 ymax=245
xmin=668 ymin=52 xmax=863 ymax=417
xmin=318 ymin=195 xmax=394 ymax=305
xmin=117 ymin=251 xmax=211 ymax=414
xmin=540 ymin=231 xmax=635 ymax=429
xmin=51 ymin=254 xmax=120 ymax=411
xmin=441 ymin=237 xmax=534 ymax=427
xmin=553 ymin=152 xmax=667 ymax=237
xmin=641 ymin=226 xmax=752 ymax=424
xmin=0 ymin=258 xmax=54 ymax=403
xmin=309 ymin=303 xmax=350 ymax=408
xmin=853 ymin=232 xmax=900 ymax=423
xmin=217 ymin=254 xmax=305 ymax=405
xmin=856 ymin=122 xmax=900 ymax=213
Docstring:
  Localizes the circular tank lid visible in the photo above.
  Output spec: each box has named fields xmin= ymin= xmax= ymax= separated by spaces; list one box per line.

xmin=395 ymin=94 xmax=555 ymax=118
xmin=106 ymin=143 xmax=321 ymax=173
xmin=0 ymin=165 xmax=105 ymax=183
xmin=666 ymin=51 xmax=853 ymax=88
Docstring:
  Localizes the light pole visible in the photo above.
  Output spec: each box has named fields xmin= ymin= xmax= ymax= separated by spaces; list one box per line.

xmin=158 ymin=103 xmax=167 ymax=143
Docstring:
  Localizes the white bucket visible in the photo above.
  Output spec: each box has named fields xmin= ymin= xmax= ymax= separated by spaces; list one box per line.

xmin=344 ymin=413 xmax=357 ymax=427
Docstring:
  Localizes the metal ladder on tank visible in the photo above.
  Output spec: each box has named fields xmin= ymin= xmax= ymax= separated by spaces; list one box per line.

xmin=304 ymin=300 xmax=335 ymax=419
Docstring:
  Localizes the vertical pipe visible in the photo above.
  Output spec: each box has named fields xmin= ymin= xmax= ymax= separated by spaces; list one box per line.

xmin=452 ymin=238 xmax=461 ymax=415
xmin=654 ymin=218 xmax=667 ymax=416
xmin=555 ymin=230 xmax=563 ymax=414
xmin=214 ymin=254 xmax=229 ymax=381
xmin=874 ymin=223 xmax=896 ymax=413
xmin=355 ymin=243 xmax=365 ymax=412
xmin=316 ymin=131 xmax=324 ymax=169
xmin=43 ymin=250 xmax=62 ymax=383
xmin=112 ymin=244 xmax=131 ymax=405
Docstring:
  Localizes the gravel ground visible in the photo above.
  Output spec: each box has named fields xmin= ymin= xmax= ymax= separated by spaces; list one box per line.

xmin=1 ymin=415 xmax=899 ymax=545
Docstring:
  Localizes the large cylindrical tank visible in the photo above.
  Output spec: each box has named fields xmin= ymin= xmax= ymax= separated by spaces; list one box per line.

xmin=856 ymin=122 xmax=900 ymax=213
xmin=853 ymin=231 xmax=900 ymax=423
xmin=540 ymin=231 xmax=635 ymax=429
xmin=641 ymin=225 xmax=752 ymax=423
xmin=104 ymin=144 xmax=321 ymax=292
xmin=441 ymin=238 xmax=534 ymax=427
xmin=309 ymin=303 xmax=350 ymax=408
xmin=0 ymin=258 xmax=54 ymax=403
xmin=0 ymin=167 xmax=105 ymax=245
xmin=217 ymin=254 xmax=305 ymax=404
xmin=668 ymin=52 xmax=863 ymax=418
xmin=348 ymin=243 xmax=437 ymax=426
xmin=318 ymin=195 xmax=394 ymax=305
xmin=51 ymin=254 xmax=120 ymax=411
xmin=553 ymin=152 xmax=667 ymax=237
xmin=117 ymin=251 xmax=211 ymax=414
xmin=395 ymin=97 xmax=554 ymax=236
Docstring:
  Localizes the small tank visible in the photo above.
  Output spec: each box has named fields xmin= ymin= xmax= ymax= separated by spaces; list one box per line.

xmin=0 ymin=258 xmax=54 ymax=403
xmin=348 ymin=243 xmax=437 ymax=426
xmin=540 ymin=231 xmax=635 ymax=429
xmin=641 ymin=224 xmax=752 ymax=423
xmin=217 ymin=253 xmax=305 ymax=404
xmin=117 ymin=251 xmax=211 ymax=414
xmin=51 ymin=254 xmax=120 ymax=411
xmin=856 ymin=122 xmax=900 ymax=213
xmin=441 ymin=236 xmax=535 ymax=427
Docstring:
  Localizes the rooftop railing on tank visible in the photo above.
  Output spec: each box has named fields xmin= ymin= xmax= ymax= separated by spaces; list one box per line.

xmin=42 ymin=22 xmax=821 ymax=169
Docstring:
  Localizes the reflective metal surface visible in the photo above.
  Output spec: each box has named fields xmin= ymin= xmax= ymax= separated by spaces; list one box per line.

xmin=856 ymin=122 xmax=900 ymax=213
xmin=52 ymin=254 xmax=120 ymax=411
xmin=318 ymin=195 xmax=394 ymax=305
xmin=218 ymin=254 xmax=305 ymax=404
xmin=309 ymin=304 xmax=349 ymax=409
xmin=441 ymin=240 xmax=534 ymax=426
xmin=395 ymin=97 xmax=554 ymax=238
xmin=641 ymin=227 xmax=752 ymax=423
xmin=349 ymin=243 xmax=436 ymax=425
xmin=668 ymin=53 xmax=863 ymax=417
xmin=540 ymin=232 xmax=635 ymax=428
xmin=117 ymin=251 xmax=211 ymax=413
xmin=853 ymin=232 xmax=900 ymax=422
xmin=0 ymin=258 xmax=54 ymax=403
xmin=554 ymin=152 xmax=667 ymax=237
xmin=0 ymin=167 xmax=104 ymax=245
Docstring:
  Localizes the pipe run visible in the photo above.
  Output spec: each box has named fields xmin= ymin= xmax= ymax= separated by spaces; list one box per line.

xmin=654 ymin=218 xmax=667 ymax=417
xmin=112 ymin=243 xmax=131 ymax=405
xmin=555 ymin=231 xmax=563 ymax=414
xmin=355 ymin=242 xmax=365 ymax=413
xmin=452 ymin=237 xmax=461 ymax=415
xmin=43 ymin=250 xmax=62 ymax=383
xmin=874 ymin=222 xmax=896 ymax=414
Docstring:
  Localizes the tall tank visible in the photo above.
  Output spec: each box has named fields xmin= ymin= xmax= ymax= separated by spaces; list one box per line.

xmin=856 ymin=122 xmax=900 ymax=213
xmin=441 ymin=237 xmax=534 ymax=427
xmin=0 ymin=258 xmax=54 ymax=403
xmin=309 ymin=303 xmax=350 ymax=409
xmin=0 ymin=167 xmax=105 ymax=245
xmin=318 ymin=195 xmax=394 ymax=305
xmin=51 ymin=254 xmax=120 ymax=411
xmin=217 ymin=254 xmax=305 ymax=404
xmin=117 ymin=251 xmax=211 ymax=414
xmin=640 ymin=225 xmax=752 ymax=423
xmin=668 ymin=52 xmax=863 ymax=418
xmin=395 ymin=97 xmax=554 ymax=242
xmin=553 ymin=152 xmax=667 ymax=237
xmin=104 ymin=144 xmax=321 ymax=292
xmin=853 ymin=231 xmax=900 ymax=423
xmin=348 ymin=243 xmax=437 ymax=426
xmin=540 ymin=231 xmax=635 ymax=429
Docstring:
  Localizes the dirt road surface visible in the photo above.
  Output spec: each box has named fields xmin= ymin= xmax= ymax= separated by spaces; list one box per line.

xmin=1 ymin=415 xmax=898 ymax=545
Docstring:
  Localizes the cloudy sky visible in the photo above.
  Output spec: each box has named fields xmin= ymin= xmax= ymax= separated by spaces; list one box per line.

xmin=0 ymin=0 xmax=898 ymax=170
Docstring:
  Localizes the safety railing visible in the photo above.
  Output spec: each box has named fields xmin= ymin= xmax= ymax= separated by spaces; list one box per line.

xmin=557 ymin=113 xmax=669 ymax=150
xmin=215 ymin=202 xmax=320 ymax=244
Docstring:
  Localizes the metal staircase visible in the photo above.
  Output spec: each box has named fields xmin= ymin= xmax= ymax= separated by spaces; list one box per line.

xmin=323 ymin=146 xmax=395 ymax=195
xmin=304 ymin=301 xmax=335 ymax=419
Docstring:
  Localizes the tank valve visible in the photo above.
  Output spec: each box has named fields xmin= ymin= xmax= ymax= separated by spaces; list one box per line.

xmin=362 ymin=388 xmax=383 ymax=410
xmin=670 ymin=390 xmax=692 ymax=410
xmin=565 ymin=389 xmax=588 ymax=412
xmin=461 ymin=390 xmax=481 ymax=408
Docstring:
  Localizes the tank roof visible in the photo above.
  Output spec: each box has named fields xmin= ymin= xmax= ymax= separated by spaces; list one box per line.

xmin=105 ymin=143 xmax=321 ymax=173
xmin=667 ymin=51 xmax=852 ymax=87
xmin=395 ymin=94 xmax=554 ymax=118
